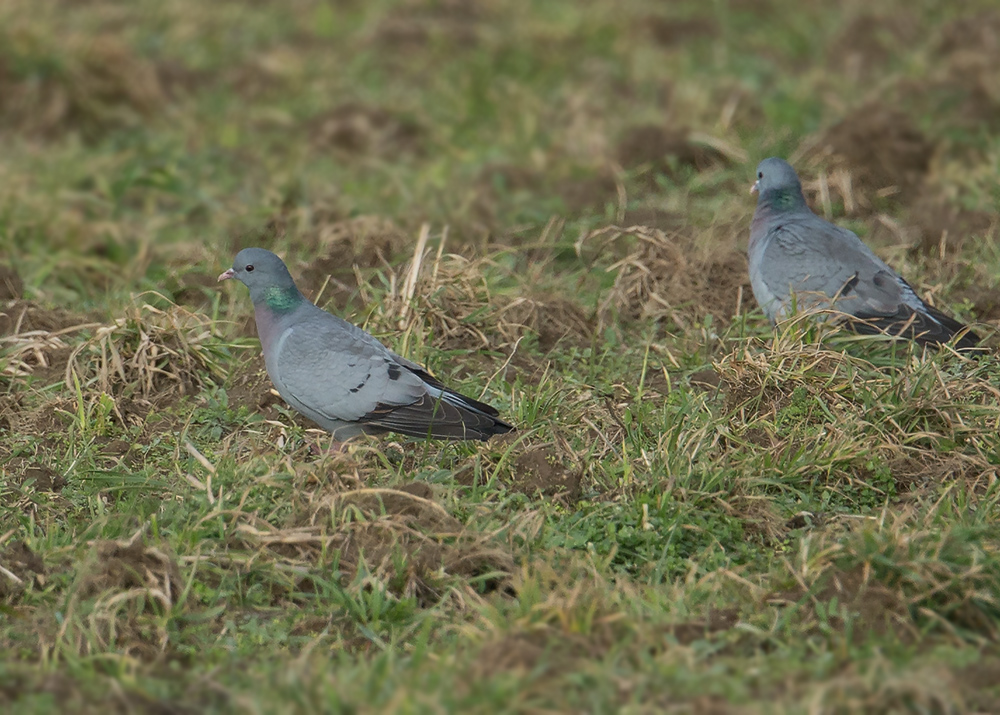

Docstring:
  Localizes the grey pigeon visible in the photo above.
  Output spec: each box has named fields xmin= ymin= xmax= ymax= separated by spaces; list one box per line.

xmin=748 ymin=157 xmax=980 ymax=350
xmin=219 ymin=248 xmax=514 ymax=441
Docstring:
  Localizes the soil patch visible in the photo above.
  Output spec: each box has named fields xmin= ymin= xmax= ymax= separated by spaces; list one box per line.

xmin=80 ymin=538 xmax=182 ymax=601
xmin=226 ymin=353 xmax=283 ymax=415
xmin=297 ymin=215 xmax=409 ymax=310
xmin=809 ymin=102 xmax=934 ymax=212
xmin=510 ymin=446 xmax=583 ymax=502
xmin=13 ymin=464 xmax=67 ymax=493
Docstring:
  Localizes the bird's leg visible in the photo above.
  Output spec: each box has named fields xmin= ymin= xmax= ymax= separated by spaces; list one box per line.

xmin=307 ymin=436 xmax=348 ymax=456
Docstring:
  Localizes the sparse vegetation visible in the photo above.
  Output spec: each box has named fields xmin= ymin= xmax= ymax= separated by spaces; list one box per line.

xmin=2 ymin=0 xmax=1000 ymax=712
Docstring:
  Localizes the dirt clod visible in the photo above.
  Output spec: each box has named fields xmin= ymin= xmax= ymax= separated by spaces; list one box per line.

xmin=511 ymin=447 xmax=582 ymax=502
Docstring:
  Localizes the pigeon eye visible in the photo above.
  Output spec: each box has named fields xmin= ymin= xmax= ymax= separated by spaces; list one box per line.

xmin=245 ymin=265 xmax=254 ymax=272
xmin=758 ymin=171 xmax=763 ymax=179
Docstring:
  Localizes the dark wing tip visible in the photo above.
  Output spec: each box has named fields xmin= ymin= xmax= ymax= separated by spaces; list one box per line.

xmin=359 ymin=393 xmax=514 ymax=441
xmin=845 ymin=303 xmax=984 ymax=352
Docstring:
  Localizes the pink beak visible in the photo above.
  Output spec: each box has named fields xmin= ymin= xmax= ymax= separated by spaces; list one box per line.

xmin=218 ymin=268 xmax=235 ymax=282
xmin=750 ymin=180 xmax=759 ymax=195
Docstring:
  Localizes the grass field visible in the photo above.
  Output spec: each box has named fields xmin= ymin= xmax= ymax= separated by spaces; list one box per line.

xmin=2 ymin=0 xmax=1000 ymax=712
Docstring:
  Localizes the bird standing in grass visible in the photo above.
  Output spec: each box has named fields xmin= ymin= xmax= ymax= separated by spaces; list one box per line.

xmin=748 ymin=157 xmax=981 ymax=350
xmin=219 ymin=248 xmax=514 ymax=443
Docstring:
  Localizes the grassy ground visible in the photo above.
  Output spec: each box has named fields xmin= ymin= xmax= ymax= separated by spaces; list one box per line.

xmin=2 ymin=0 xmax=1000 ymax=712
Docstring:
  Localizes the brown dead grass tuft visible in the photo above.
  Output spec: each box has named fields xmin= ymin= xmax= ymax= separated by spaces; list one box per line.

xmin=68 ymin=300 xmax=227 ymax=401
xmin=581 ymin=224 xmax=750 ymax=331
xmin=0 ymin=34 xmax=166 ymax=140
xmin=806 ymin=102 xmax=934 ymax=212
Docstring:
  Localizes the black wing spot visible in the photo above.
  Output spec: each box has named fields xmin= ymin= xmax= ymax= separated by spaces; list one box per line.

xmin=387 ymin=363 xmax=402 ymax=381
xmin=840 ymin=273 xmax=860 ymax=297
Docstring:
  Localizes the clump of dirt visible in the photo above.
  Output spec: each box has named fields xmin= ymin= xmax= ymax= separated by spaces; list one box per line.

xmin=0 ymin=34 xmax=166 ymax=141
xmin=827 ymin=13 xmax=921 ymax=79
xmin=309 ymin=102 xmax=425 ymax=158
xmin=808 ymin=102 xmax=935 ymax=211
xmin=0 ymin=541 xmax=45 ymax=603
xmin=639 ymin=15 xmax=719 ymax=48
xmin=616 ymin=125 xmax=729 ymax=185
xmin=76 ymin=537 xmax=182 ymax=662
xmin=13 ymin=464 xmax=67 ymax=493
xmin=67 ymin=302 xmax=227 ymax=401
xmin=0 ymin=266 xmax=23 ymax=300
xmin=510 ymin=446 xmax=583 ymax=502
xmin=582 ymin=224 xmax=750 ymax=331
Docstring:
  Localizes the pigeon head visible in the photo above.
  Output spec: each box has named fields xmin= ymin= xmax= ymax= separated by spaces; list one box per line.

xmin=219 ymin=248 xmax=304 ymax=311
xmin=750 ymin=157 xmax=807 ymax=211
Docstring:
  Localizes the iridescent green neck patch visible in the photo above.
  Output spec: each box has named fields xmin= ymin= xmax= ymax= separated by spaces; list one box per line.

xmin=263 ymin=285 xmax=302 ymax=312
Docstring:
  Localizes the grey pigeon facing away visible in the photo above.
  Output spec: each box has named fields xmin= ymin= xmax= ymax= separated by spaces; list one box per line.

xmin=219 ymin=248 xmax=514 ymax=442
xmin=748 ymin=157 xmax=981 ymax=350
